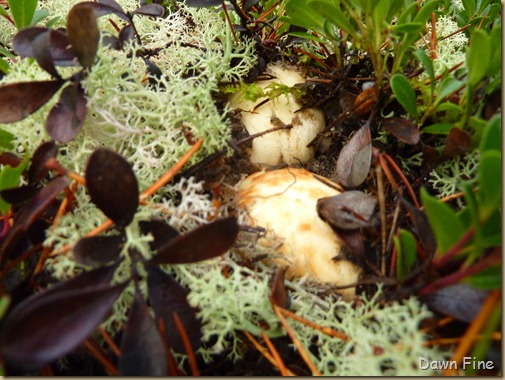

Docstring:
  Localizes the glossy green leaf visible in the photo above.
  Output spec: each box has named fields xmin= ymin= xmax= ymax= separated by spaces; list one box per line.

xmin=0 ymin=152 xmax=30 ymax=214
xmin=390 ymin=74 xmax=418 ymax=119
xmin=394 ymin=229 xmax=417 ymax=282
xmin=413 ymin=0 xmax=442 ymax=23
xmin=0 ymin=129 xmax=15 ymax=150
xmin=7 ymin=0 xmax=38 ymax=29
xmin=466 ymin=29 xmax=491 ymax=87
xmin=480 ymin=115 xmax=501 ymax=152
xmin=461 ymin=0 xmax=476 ymax=17
xmin=392 ymin=22 xmax=424 ymax=34
xmin=488 ymin=25 xmax=502 ymax=77
xmin=283 ymin=0 xmax=324 ymax=31
xmin=422 ymin=123 xmax=454 ymax=135
xmin=464 ymin=265 xmax=501 ymax=290
xmin=0 ymin=58 xmax=9 ymax=74
xmin=310 ymin=0 xmax=358 ymax=39
xmin=434 ymin=76 xmax=463 ymax=106
xmin=478 ymin=150 xmax=501 ymax=218
xmin=414 ymin=49 xmax=435 ymax=94
xmin=420 ymin=187 xmax=465 ymax=255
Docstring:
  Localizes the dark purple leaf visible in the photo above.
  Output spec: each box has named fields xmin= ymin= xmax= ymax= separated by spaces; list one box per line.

xmin=13 ymin=28 xmax=76 ymax=66
xmin=149 ymin=217 xmax=239 ymax=265
xmin=381 ymin=117 xmax=420 ymax=145
xmin=423 ymin=283 xmax=488 ymax=323
xmin=139 ymin=219 xmax=179 ymax=251
xmin=73 ymin=235 xmax=124 ymax=266
xmin=442 ymin=127 xmax=471 ymax=159
xmin=336 ymin=122 xmax=372 ymax=188
xmin=118 ymin=287 xmax=167 ymax=376
xmin=0 ymin=80 xmax=64 ymax=123
xmin=132 ymin=4 xmax=165 ymax=17
xmin=84 ymin=0 xmax=130 ymax=22
xmin=399 ymin=196 xmax=436 ymax=257
xmin=28 ymin=141 xmax=58 ymax=184
xmin=270 ymin=266 xmax=289 ymax=309
xmin=67 ymin=3 xmax=99 ymax=68
xmin=0 ymin=185 xmax=37 ymax=205
xmin=328 ymin=227 xmax=365 ymax=259
xmin=317 ymin=191 xmax=378 ymax=230
xmin=118 ymin=25 xmax=135 ymax=45
xmin=0 ymin=280 xmax=126 ymax=371
xmin=146 ymin=264 xmax=202 ymax=353
xmin=185 ymin=0 xmax=222 ymax=6
xmin=0 ymin=177 xmax=69 ymax=265
xmin=46 ymin=82 xmax=87 ymax=142
xmin=85 ymin=148 xmax=139 ymax=226
xmin=14 ymin=176 xmax=69 ymax=229
xmin=30 ymin=30 xmax=61 ymax=79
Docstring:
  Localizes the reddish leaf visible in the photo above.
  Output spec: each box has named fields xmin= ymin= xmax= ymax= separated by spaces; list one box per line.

xmin=336 ymin=122 xmax=372 ymax=188
xmin=28 ymin=141 xmax=58 ymax=184
xmin=442 ymin=127 xmax=471 ymax=159
xmin=46 ymin=82 xmax=87 ymax=142
xmin=270 ymin=266 xmax=289 ymax=309
xmin=118 ymin=287 xmax=167 ymax=376
xmin=399 ymin=196 xmax=436 ymax=257
xmin=317 ymin=191 xmax=378 ymax=230
xmin=139 ymin=219 xmax=179 ymax=251
xmin=85 ymin=149 xmax=139 ymax=226
xmin=149 ymin=217 xmax=239 ymax=265
xmin=0 ymin=152 xmax=22 ymax=167
xmin=328 ymin=227 xmax=365 ymax=259
xmin=146 ymin=264 xmax=202 ymax=353
xmin=132 ymin=4 xmax=165 ymax=17
xmin=0 ymin=279 xmax=126 ymax=370
xmin=67 ymin=3 xmax=99 ymax=68
xmin=73 ymin=235 xmax=124 ymax=266
xmin=381 ymin=117 xmax=420 ymax=145
xmin=0 ymin=80 xmax=64 ymax=123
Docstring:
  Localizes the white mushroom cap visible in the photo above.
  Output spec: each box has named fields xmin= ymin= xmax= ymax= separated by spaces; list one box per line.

xmin=228 ymin=63 xmax=325 ymax=166
xmin=237 ymin=168 xmax=362 ymax=300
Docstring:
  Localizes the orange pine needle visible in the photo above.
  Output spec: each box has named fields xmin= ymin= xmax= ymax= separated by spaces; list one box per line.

xmin=243 ymin=330 xmax=296 ymax=376
xmin=261 ymin=331 xmax=289 ymax=376
xmin=158 ymin=318 xmax=181 ymax=376
xmin=273 ymin=304 xmax=322 ymax=376
xmin=83 ymin=338 xmax=119 ymax=376
xmin=277 ymin=306 xmax=349 ymax=342
xmin=173 ymin=311 xmax=200 ymax=376
xmin=444 ymin=290 xmax=501 ymax=376
xmin=141 ymin=138 xmax=203 ymax=200
xmin=98 ymin=326 xmax=121 ymax=357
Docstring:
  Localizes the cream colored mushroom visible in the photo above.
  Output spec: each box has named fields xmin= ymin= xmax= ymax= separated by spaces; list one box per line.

xmin=228 ymin=62 xmax=325 ymax=166
xmin=237 ymin=168 xmax=361 ymax=300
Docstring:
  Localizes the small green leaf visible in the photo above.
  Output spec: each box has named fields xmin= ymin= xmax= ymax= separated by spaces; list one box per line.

xmin=464 ymin=265 xmax=501 ymax=290
xmin=466 ymin=29 xmax=491 ymax=87
xmin=310 ymin=0 xmax=358 ymax=39
xmin=414 ymin=49 xmax=435 ymax=94
xmin=413 ymin=0 xmax=442 ymax=24
xmin=30 ymin=8 xmax=49 ymax=25
xmin=394 ymin=229 xmax=417 ymax=282
xmin=283 ymin=0 xmax=324 ymax=32
xmin=461 ymin=0 xmax=476 ymax=18
xmin=0 ymin=58 xmax=9 ymax=75
xmin=420 ymin=187 xmax=465 ymax=256
xmin=0 ymin=129 xmax=15 ymax=150
xmin=0 ymin=151 xmax=30 ymax=214
xmin=390 ymin=74 xmax=418 ymax=119
xmin=422 ymin=123 xmax=456 ymax=135
xmin=478 ymin=150 xmax=501 ymax=218
xmin=434 ymin=76 xmax=463 ymax=106
xmin=7 ymin=0 xmax=38 ymax=29
xmin=392 ymin=22 xmax=424 ymax=34
xmin=480 ymin=115 xmax=501 ymax=152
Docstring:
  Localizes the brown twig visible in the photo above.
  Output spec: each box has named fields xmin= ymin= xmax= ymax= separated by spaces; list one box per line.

xmin=261 ymin=330 xmax=289 ymax=376
xmin=173 ymin=311 xmax=200 ymax=376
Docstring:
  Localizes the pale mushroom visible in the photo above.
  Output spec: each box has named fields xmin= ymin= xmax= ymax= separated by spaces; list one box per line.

xmin=237 ymin=167 xmax=362 ymax=300
xmin=228 ymin=62 xmax=325 ymax=166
